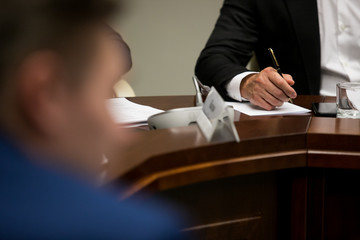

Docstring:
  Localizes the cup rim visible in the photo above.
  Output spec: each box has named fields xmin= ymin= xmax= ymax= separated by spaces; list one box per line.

xmin=337 ymin=81 xmax=360 ymax=89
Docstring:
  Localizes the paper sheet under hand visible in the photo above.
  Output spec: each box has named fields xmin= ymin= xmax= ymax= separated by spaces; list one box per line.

xmin=227 ymin=101 xmax=311 ymax=116
xmin=107 ymin=98 xmax=164 ymax=124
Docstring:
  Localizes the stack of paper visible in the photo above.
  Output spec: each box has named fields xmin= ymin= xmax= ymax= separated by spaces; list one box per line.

xmin=107 ymin=98 xmax=164 ymax=125
xmin=226 ymin=101 xmax=311 ymax=116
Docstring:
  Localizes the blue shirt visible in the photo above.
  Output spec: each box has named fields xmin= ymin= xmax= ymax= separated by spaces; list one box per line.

xmin=0 ymin=135 xmax=187 ymax=239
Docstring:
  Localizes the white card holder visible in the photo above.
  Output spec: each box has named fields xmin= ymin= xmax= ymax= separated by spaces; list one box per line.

xmin=148 ymin=87 xmax=240 ymax=143
xmin=196 ymin=87 xmax=240 ymax=142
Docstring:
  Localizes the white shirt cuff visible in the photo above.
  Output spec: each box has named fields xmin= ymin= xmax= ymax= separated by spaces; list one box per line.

xmin=226 ymin=72 xmax=258 ymax=102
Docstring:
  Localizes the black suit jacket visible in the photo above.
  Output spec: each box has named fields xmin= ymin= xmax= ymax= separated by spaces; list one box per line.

xmin=195 ymin=0 xmax=321 ymax=99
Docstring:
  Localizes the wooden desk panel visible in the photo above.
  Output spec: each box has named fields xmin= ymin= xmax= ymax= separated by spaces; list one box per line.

xmin=111 ymin=116 xmax=310 ymax=196
xmin=112 ymin=95 xmax=350 ymax=193
xmin=307 ymin=117 xmax=360 ymax=169
xmin=106 ymin=95 xmax=360 ymax=240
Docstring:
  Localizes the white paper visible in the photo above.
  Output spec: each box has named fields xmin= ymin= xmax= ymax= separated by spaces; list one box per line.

xmin=226 ymin=101 xmax=311 ymax=116
xmin=121 ymin=122 xmax=149 ymax=128
xmin=107 ymin=98 xmax=164 ymax=124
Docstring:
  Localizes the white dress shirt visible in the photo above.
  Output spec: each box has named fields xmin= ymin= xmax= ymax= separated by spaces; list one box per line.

xmin=227 ymin=0 xmax=360 ymax=100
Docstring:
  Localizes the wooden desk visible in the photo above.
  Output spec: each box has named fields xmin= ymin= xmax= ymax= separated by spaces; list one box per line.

xmin=106 ymin=95 xmax=360 ymax=240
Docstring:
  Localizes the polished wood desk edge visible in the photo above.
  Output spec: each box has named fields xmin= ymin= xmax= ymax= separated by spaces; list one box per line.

xmin=117 ymin=132 xmax=308 ymax=197
xmin=108 ymin=117 xmax=311 ymax=184
xmin=307 ymin=150 xmax=360 ymax=169
xmin=307 ymin=116 xmax=360 ymax=169
xmin=121 ymin=133 xmax=308 ymax=180
xmin=122 ymin=150 xmax=307 ymax=198
xmin=112 ymin=96 xmax=360 ymax=197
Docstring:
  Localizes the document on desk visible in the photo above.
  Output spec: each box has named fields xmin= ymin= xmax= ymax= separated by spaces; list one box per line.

xmin=226 ymin=101 xmax=311 ymax=116
xmin=107 ymin=98 xmax=164 ymax=125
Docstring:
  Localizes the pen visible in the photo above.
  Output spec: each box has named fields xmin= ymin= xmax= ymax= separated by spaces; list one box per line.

xmin=268 ymin=48 xmax=293 ymax=103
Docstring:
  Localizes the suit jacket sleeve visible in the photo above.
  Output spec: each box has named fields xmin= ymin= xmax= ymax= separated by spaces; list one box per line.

xmin=195 ymin=0 xmax=259 ymax=99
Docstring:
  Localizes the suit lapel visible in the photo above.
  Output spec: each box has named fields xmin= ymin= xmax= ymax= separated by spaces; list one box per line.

xmin=283 ymin=0 xmax=321 ymax=94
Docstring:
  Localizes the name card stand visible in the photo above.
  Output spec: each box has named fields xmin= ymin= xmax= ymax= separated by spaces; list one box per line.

xmin=148 ymin=87 xmax=240 ymax=143
xmin=196 ymin=87 xmax=240 ymax=143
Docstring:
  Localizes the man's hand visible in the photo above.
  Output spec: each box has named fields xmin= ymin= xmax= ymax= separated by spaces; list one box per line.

xmin=240 ymin=67 xmax=297 ymax=110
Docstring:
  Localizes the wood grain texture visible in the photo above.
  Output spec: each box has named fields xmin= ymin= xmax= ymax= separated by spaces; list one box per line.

xmin=104 ymin=95 xmax=360 ymax=240
xmin=107 ymin=95 xmax=360 ymax=193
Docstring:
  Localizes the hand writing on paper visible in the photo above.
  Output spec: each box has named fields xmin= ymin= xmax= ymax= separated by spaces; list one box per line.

xmin=240 ymin=67 xmax=297 ymax=110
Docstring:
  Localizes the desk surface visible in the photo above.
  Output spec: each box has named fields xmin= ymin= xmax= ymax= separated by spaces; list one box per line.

xmin=106 ymin=95 xmax=360 ymax=197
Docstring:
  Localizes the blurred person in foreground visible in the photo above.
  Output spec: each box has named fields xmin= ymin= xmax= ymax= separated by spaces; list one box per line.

xmin=0 ymin=0 xmax=187 ymax=239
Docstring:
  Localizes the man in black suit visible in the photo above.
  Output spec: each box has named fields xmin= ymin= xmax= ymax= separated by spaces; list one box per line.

xmin=196 ymin=0 xmax=360 ymax=110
